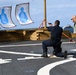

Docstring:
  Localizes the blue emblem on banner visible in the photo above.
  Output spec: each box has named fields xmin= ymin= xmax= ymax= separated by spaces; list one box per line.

xmin=1 ymin=8 xmax=8 ymax=24
xmin=19 ymin=7 xmax=28 ymax=22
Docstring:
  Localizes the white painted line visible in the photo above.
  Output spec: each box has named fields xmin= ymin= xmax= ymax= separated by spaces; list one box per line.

xmin=37 ymin=58 xmax=76 ymax=75
xmin=62 ymin=42 xmax=75 ymax=44
xmin=0 ymin=42 xmax=75 ymax=48
xmin=0 ymin=50 xmax=41 ymax=56
xmin=70 ymin=49 xmax=76 ymax=52
xmin=3 ymin=59 xmax=12 ymax=61
xmin=17 ymin=57 xmax=43 ymax=60
xmin=0 ymin=43 xmax=42 ymax=48
xmin=0 ymin=59 xmax=11 ymax=64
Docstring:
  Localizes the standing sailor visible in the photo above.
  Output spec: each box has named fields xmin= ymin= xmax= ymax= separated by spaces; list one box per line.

xmin=71 ymin=15 xmax=76 ymax=33
xmin=71 ymin=15 xmax=76 ymax=58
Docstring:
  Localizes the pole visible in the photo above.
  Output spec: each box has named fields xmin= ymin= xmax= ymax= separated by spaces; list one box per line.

xmin=44 ymin=0 xmax=47 ymax=28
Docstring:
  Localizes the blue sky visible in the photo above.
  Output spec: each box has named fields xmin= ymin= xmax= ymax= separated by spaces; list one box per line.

xmin=0 ymin=0 xmax=76 ymax=30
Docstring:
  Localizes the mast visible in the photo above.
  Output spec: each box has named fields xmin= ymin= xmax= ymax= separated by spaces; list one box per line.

xmin=44 ymin=0 xmax=47 ymax=28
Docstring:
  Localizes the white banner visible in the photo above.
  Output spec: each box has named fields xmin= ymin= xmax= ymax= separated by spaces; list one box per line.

xmin=0 ymin=2 xmax=33 ymax=30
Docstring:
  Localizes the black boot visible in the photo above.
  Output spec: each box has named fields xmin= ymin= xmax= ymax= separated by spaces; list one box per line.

xmin=53 ymin=50 xmax=67 ymax=59
xmin=64 ymin=50 xmax=67 ymax=59
xmin=73 ymin=52 xmax=76 ymax=58
xmin=41 ymin=53 xmax=48 ymax=58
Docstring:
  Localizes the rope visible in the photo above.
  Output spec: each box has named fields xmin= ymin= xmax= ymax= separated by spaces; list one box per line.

xmin=62 ymin=33 xmax=75 ymax=42
xmin=39 ymin=19 xmax=46 ymax=28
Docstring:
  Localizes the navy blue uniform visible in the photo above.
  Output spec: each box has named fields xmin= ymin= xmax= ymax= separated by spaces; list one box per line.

xmin=42 ymin=25 xmax=63 ymax=56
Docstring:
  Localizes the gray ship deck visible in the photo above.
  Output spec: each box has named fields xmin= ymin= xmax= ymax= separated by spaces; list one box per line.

xmin=0 ymin=39 xmax=76 ymax=75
